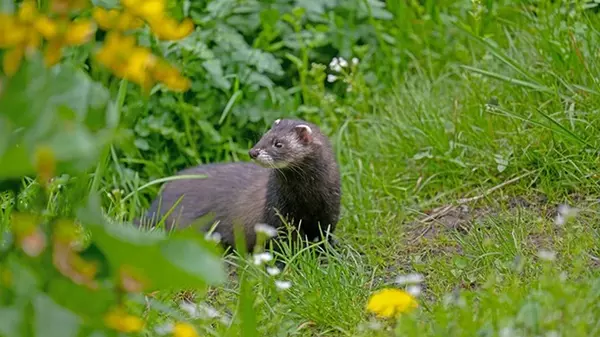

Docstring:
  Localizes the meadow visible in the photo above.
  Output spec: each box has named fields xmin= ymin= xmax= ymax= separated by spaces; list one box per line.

xmin=1 ymin=0 xmax=600 ymax=336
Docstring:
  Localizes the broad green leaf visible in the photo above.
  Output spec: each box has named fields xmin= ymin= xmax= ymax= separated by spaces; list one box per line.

xmin=33 ymin=294 xmax=82 ymax=337
xmin=203 ymin=59 xmax=231 ymax=91
xmin=76 ymin=194 xmax=226 ymax=290
xmin=8 ymin=257 xmax=40 ymax=299
xmin=0 ymin=142 xmax=34 ymax=179
xmin=0 ymin=56 xmax=54 ymax=131
xmin=47 ymin=278 xmax=115 ymax=319
xmin=0 ymin=0 xmax=14 ymax=13
xmin=0 ymin=306 xmax=23 ymax=337
xmin=0 ymin=55 xmax=117 ymax=179
xmin=161 ymin=236 xmax=226 ymax=285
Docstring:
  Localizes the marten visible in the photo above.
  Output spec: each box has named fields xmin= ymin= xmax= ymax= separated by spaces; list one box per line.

xmin=136 ymin=118 xmax=341 ymax=252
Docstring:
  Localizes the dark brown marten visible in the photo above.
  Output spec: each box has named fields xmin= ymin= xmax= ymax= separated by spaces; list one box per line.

xmin=136 ymin=119 xmax=341 ymax=252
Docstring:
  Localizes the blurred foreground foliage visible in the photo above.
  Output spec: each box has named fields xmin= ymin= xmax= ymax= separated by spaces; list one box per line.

xmin=0 ymin=0 xmax=227 ymax=335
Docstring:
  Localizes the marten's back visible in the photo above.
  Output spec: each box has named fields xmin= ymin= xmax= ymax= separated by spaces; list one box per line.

xmin=140 ymin=162 xmax=271 ymax=246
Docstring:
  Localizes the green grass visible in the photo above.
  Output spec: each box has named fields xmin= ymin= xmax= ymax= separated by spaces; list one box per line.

xmin=5 ymin=1 xmax=600 ymax=337
xmin=109 ymin=2 xmax=600 ymax=336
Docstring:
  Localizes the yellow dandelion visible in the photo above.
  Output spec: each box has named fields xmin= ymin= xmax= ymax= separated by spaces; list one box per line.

xmin=104 ymin=307 xmax=144 ymax=333
xmin=366 ymin=288 xmax=418 ymax=319
xmin=172 ymin=322 xmax=199 ymax=337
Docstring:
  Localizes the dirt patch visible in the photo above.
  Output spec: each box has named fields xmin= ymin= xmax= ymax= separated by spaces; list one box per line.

xmin=405 ymin=193 xmax=557 ymax=245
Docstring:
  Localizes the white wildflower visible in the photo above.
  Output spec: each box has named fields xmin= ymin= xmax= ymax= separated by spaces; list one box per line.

xmin=499 ymin=326 xmax=515 ymax=337
xmin=329 ymin=57 xmax=338 ymax=68
xmin=197 ymin=302 xmax=220 ymax=319
xmin=327 ymin=74 xmax=338 ymax=83
xmin=407 ymin=285 xmax=422 ymax=297
xmin=204 ymin=231 xmax=222 ymax=243
xmin=266 ymin=266 xmax=281 ymax=276
xmin=219 ymin=315 xmax=232 ymax=325
xmin=254 ymin=223 xmax=278 ymax=238
xmin=154 ymin=323 xmax=174 ymax=335
xmin=252 ymin=252 xmax=273 ymax=266
xmin=394 ymin=273 xmax=424 ymax=285
xmin=338 ymin=57 xmax=348 ymax=68
xmin=179 ymin=301 xmax=199 ymax=318
xmin=366 ymin=319 xmax=383 ymax=330
xmin=554 ymin=204 xmax=578 ymax=226
xmin=352 ymin=57 xmax=359 ymax=65
xmin=537 ymin=249 xmax=556 ymax=261
xmin=275 ymin=280 xmax=292 ymax=290
xmin=329 ymin=57 xmax=342 ymax=72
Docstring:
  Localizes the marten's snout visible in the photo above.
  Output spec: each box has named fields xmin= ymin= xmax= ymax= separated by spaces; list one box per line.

xmin=249 ymin=148 xmax=260 ymax=159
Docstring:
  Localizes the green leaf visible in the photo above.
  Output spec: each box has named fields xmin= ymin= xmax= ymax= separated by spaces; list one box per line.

xmin=161 ymin=236 xmax=226 ymax=286
xmin=47 ymin=277 xmax=116 ymax=319
xmin=0 ymin=142 xmax=34 ymax=179
xmin=8 ymin=257 xmax=40 ymax=298
xmin=0 ymin=306 xmax=24 ymax=337
xmin=33 ymin=294 xmax=82 ymax=337
xmin=237 ymin=270 xmax=258 ymax=337
xmin=76 ymin=193 xmax=226 ymax=290
xmin=0 ymin=55 xmax=117 ymax=179
xmin=0 ymin=0 xmax=14 ymax=13
xmin=203 ymin=59 xmax=231 ymax=91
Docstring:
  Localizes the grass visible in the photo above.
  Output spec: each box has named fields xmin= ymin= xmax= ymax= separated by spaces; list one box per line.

xmin=111 ymin=2 xmax=600 ymax=336
xmin=4 ymin=1 xmax=600 ymax=337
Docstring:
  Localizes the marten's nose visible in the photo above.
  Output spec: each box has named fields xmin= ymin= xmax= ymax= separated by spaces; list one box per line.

xmin=249 ymin=148 xmax=259 ymax=159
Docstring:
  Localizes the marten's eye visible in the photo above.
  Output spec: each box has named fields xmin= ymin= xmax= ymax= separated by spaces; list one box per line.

xmin=273 ymin=141 xmax=283 ymax=148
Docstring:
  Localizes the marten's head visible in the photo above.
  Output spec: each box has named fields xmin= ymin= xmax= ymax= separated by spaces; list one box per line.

xmin=248 ymin=118 xmax=323 ymax=169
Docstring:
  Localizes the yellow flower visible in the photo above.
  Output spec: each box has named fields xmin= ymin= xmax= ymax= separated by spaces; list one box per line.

xmin=92 ymin=7 xmax=143 ymax=31
xmin=17 ymin=0 xmax=38 ymax=23
xmin=63 ymin=20 xmax=96 ymax=45
xmin=172 ymin=322 xmax=199 ymax=337
xmin=0 ymin=0 xmax=86 ymax=74
xmin=34 ymin=16 xmax=58 ymax=40
xmin=152 ymin=61 xmax=191 ymax=92
xmin=95 ymin=31 xmax=136 ymax=75
xmin=95 ymin=31 xmax=191 ymax=92
xmin=0 ymin=15 xmax=27 ymax=48
xmin=104 ymin=307 xmax=144 ymax=333
xmin=149 ymin=16 xmax=194 ymax=40
xmin=366 ymin=288 xmax=418 ymax=318
xmin=3 ymin=47 xmax=25 ymax=76
xmin=34 ymin=145 xmax=56 ymax=186
xmin=0 ymin=1 xmax=43 ymax=75
xmin=122 ymin=47 xmax=157 ymax=88
xmin=41 ymin=18 xmax=95 ymax=66
xmin=121 ymin=0 xmax=165 ymax=21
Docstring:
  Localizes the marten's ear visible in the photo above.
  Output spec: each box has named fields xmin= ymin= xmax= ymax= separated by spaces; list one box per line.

xmin=294 ymin=124 xmax=313 ymax=144
xmin=273 ymin=119 xmax=281 ymax=126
